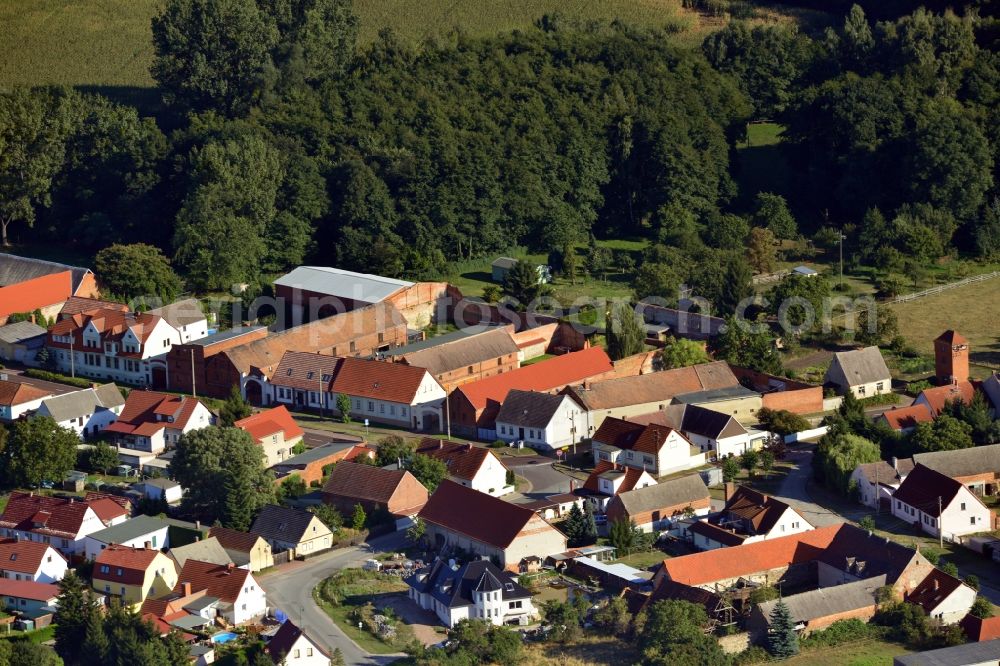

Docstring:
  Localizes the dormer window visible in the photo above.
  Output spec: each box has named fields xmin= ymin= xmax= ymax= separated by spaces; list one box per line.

xmin=286 ymin=368 xmax=293 ymax=376
xmin=306 ymin=371 xmax=314 ymax=380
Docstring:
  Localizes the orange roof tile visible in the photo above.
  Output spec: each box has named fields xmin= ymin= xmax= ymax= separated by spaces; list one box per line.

xmin=0 ymin=271 xmax=73 ymax=319
xmin=0 ymin=579 xmax=59 ymax=602
xmin=962 ymin=614 xmax=1000 ymax=641
xmin=0 ymin=492 xmax=124 ymax=539
xmin=173 ymin=559 xmax=250 ymax=603
xmin=880 ymin=404 xmax=934 ymax=430
xmin=104 ymin=391 xmax=207 ymax=437
xmin=0 ymin=379 xmax=52 ymax=407
xmin=93 ymin=545 xmax=162 ymax=585
xmin=455 ymin=348 xmax=613 ymax=411
xmin=918 ymin=381 xmax=977 ymax=416
xmin=235 ymin=405 xmax=304 ymax=443
xmin=582 ymin=461 xmax=649 ymax=495
xmin=0 ymin=538 xmax=66 ymax=574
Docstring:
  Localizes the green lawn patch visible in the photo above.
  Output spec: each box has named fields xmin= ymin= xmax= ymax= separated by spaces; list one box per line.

xmin=784 ymin=638 xmax=909 ymax=666
xmin=734 ymin=122 xmax=793 ymax=207
xmin=609 ymin=549 xmax=669 ymax=570
xmin=313 ymin=569 xmax=413 ymax=655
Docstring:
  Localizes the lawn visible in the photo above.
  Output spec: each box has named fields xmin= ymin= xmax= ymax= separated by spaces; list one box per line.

xmin=522 ymin=633 xmax=640 ymax=666
xmin=785 ymin=638 xmax=909 ymax=666
xmin=609 ymin=548 xmax=668 ymax=570
xmin=313 ymin=569 xmax=413 ymax=655
xmin=890 ymin=274 xmax=1000 ymax=374
xmin=734 ymin=122 xmax=794 ymax=209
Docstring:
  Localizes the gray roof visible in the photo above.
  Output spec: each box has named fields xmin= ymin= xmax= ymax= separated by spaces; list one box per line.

xmin=491 ymin=257 xmax=518 ymax=269
xmin=394 ymin=327 xmax=519 ymax=375
xmin=273 ymin=442 xmax=355 ymax=468
xmin=615 ymin=474 xmax=709 ymax=516
xmin=86 ymin=515 xmax=169 ymax=545
xmin=274 ymin=266 xmax=412 ymax=303
xmin=406 ymin=559 xmax=530 ymax=610
xmin=669 ymin=403 xmax=746 ymax=439
xmin=0 ymin=253 xmax=92 ymax=293
xmin=38 ymin=384 xmax=124 ymax=423
xmin=0 ymin=321 xmax=46 ymax=344
xmin=496 ymin=390 xmax=573 ymax=429
xmin=894 ymin=638 xmax=1000 ymax=665
xmin=757 ymin=575 xmax=885 ymax=626
xmin=673 ymin=385 xmax=759 ymax=405
xmin=189 ymin=326 xmax=267 ymax=348
xmin=913 ymin=444 xmax=1000 ymax=479
xmin=169 ymin=537 xmax=233 ymax=569
xmin=250 ymin=504 xmax=323 ymax=544
xmin=826 ymin=346 xmax=891 ymax=388
xmin=142 ymin=477 xmax=180 ymax=490
xmin=854 ymin=459 xmax=915 ymax=485
xmin=638 ymin=302 xmax=725 ymax=339
xmin=147 ymin=299 xmax=205 ymax=329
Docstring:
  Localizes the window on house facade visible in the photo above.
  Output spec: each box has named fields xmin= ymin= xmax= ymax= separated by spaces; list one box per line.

xmin=971 ymin=517 xmax=977 ymax=525
xmin=379 ymin=403 xmax=385 ymax=414
xmin=367 ymin=401 xmax=374 ymax=412
xmin=350 ymin=341 xmax=356 ymax=353
xmin=961 ymin=503 xmax=966 ymax=510
xmin=468 ymin=366 xmax=474 ymax=375
xmin=876 ymin=382 xmax=884 ymax=392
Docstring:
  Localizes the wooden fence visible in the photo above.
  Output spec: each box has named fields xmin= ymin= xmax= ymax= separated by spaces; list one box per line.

xmin=892 ymin=271 xmax=999 ymax=304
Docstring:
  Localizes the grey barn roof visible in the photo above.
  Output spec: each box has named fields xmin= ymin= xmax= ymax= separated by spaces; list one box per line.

xmin=169 ymin=537 xmax=234 ymax=569
xmin=894 ymin=637 xmax=1000 ymax=665
xmin=757 ymin=575 xmax=885 ymax=626
xmin=147 ymin=299 xmax=205 ymax=329
xmin=38 ymin=384 xmax=124 ymax=423
xmin=495 ymin=390 xmax=571 ymax=429
xmin=86 ymin=515 xmax=170 ymax=545
xmin=912 ymin=444 xmax=1000 ymax=479
xmin=274 ymin=266 xmax=412 ymax=303
xmin=0 ymin=321 xmax=47 ymax=344
xmin=827 ymin=346 xmax=891 ymax=387
xmin=616 ymin=474 xmax=709 ymax=516
xmin=394 ymin=327 xmax=519 ymax=375
xmin=250 ymin=504 xmax=318 ymax=543
xmin=0 ymin=253 xmax=92 ymax=293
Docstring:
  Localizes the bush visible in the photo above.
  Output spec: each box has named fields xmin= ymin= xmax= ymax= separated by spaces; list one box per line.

xmin=489 ymin=440 xmax=506 ymax=448
xmin=733 ymin=645 xmax=771 ymax=665
xmin=800 ymin=619 xmax=880 ymax=649
xmin=757 ymin=407 xmax=811 ymax=436
xmin=23 ymin=369 xmax=95 ymax=390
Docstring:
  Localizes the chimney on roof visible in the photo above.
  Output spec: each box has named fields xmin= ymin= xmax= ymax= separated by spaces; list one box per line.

xmin=583 ymin=380 xmax=591 ymax=390
xmin=891 ymin=457 xmax=898 ymax=472
xmin=144 ymin=541 xmax=152 ymax=550
xmin=465 ymin=443 xmax=472 ymax=452
xmin=570 ymin=480 xmax=575 ymax=492
xmin=195 ymin=520 xmax=201 ymax=531
xmin=226 ymin=562 xmax=235 ymax=571
xmin=724 ymin=482 xmax=735 ymax=502
xmin=933 ymin=578 xmax=940 ymax=591
xmin=182 ymin=582 xmax=192 ymax=597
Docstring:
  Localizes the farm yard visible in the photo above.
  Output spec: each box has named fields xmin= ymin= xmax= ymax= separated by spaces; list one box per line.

xmin=0 ymin=0 xmax=821 ymax=89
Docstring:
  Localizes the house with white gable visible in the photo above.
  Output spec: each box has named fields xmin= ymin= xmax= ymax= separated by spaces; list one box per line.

xmin=0 ymin=538 xmax=68 ymax=583
xmin=0 ymin=492 xmax=130 ymax=556
xmin=0 ymin=378 xmax=53 ymax=423
xmin=147 ymin=299 xmax=208 ymax=344
xmin=405 ymin=559 xmax=536 ymax=628
xmin=103 ymin=390 xmax=214 ymax=467
xmin=35 ymin=383 xmax=125 ymax=438
xmin=495 ymin=389 xmax=585 ymax=451
xmin=688 ymin=485 xmax=813 ymax=550
xmin=591 ymin=416 xmax=705 ymax=477
xmin=172 ymin=559 xmax=267 ymax=625
xmin=906 ymin=568 xmax=977 ymax=625
xmin=265 ymin=351 xmax=446 ymax=431
xmin=265 ymin=620 xmax=331 ymax=665
xmin=415 ymin=439 xmax=513 ymax=497
xmin=824 ymin=346 xmax=892 ymax=398
xmin=580 ymin=461 xmax=657 ymax=512
xmin=47 ymin=307 xmax=185 ymax=387
xmin=891 ymin=464 xmax=993 ymax=541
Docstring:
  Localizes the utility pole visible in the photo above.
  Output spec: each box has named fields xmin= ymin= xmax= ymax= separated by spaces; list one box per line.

xmin=445 ymin=395 xmax=451 ymax=439
xmin=318 ymin=367 xmax=324 ymax=421
xmin=875 ymin=465 xmax=879 ymax=515
xmin=69 ymin=339 xmax=75 ymax=378
xmin=190 ymin=349 xmax=196 ymax=398
xmin=839 ymin=232 xmax=846 ymax=291
xmin=938 ymin=496 xmax=943 ymax=548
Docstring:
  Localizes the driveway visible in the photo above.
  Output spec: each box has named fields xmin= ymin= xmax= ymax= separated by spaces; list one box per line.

xmin=769 ymin=449 xmax=852 ymax=527
xmin=506 ymin=456 xmax=574 ymax=496
xmin=258 ymin=532 xmax=408 ymax=665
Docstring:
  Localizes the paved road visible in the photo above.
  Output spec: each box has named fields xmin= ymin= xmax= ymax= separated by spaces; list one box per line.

xmin=0 ymin=367 xmax=77 ymax=395
xmin=259 ymin=532 xmax=408 ymax=666
xmin=506 ymin=456 xmax=574 ymax=496
xmin=770 ymin=449 xmax=855 ymax=527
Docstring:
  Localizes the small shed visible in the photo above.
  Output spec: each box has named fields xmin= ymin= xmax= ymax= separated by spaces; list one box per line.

xmin=792 ymin=266 xmax=818 ymax=277
xmin=138 ymin=477 xmax=183 ymax=504
xmin=491 ymin=257 xmax=518 ymax=283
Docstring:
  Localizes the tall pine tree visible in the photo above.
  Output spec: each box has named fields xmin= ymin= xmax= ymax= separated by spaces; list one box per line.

xmin=606 ymin=301 xmax=645 ymax=361
xmin=767 ymin=598 xmax=799 ymax=658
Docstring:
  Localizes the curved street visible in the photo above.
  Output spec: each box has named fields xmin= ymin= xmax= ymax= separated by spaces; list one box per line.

xmin=258 ymin=532 xmax=408 ymax=665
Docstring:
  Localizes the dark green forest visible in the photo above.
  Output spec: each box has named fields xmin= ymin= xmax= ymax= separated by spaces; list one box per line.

xmin=1 ymin=0 xmax=999 ymax=307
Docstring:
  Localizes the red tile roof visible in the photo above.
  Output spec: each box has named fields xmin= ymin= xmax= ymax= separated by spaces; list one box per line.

xmin=48 ymin=308 xmax=164 ymax=350
xmin=592 ymin=416 xmax=686 ymax=455
xmin=907 ymin=568 xmax=965 ymax=615
xmin=0 ymin=492 xmax=123 ymax=539
xmin=93 ymin=545 xmax=163 ymax=585
xmin=103 ymin=391 xmax=207 ymax=437
xmin=173 ymin=559 xmax=250 ymax=603
xmin=661 ymin=525 xmax=842 ymax=586
xmin=0 ymin=379 xmax=52 ymax=407
xmin=270 ymin=352 xmax=435 ymax=404
xmin=961 ymin=614 xmax=1000 ymax=641
xmin=416 ymin=439 xmax=501 ymax=482
xmin=59 ymin=297 xmax=128 ymax=319
xmin=0 ymin=271 xmax=73 ymax=320
xmin=722 ymin=486 xmax=794 ymax=534
xmin=879 ymin=404 xmax=934 ymax=430
xmin=419 ymin=480 xmax=561 ymax=549
xmin=918 ymin=381 xmax=977 ymax=416
xmin=936 ymin=330 xmax=969 ymax=345
xmin=454 ymin=347 xmax=613 ymax=411
xmin=0 ymin=538 xmax=65 ymax=574
xmin=235 ymin=405 xmax=304 ymax=443
xmin=322 ymin=461 xmax=426 ymax=509
xmin=582 ymin=461 xmax=648 ymax=495
xmin=0 ymin=579 xmax=60 ymax=602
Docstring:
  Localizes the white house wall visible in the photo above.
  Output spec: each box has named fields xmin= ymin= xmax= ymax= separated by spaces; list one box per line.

xmin=468 ymin=453 xmax=512 ymax=497
xmin=925 ymin=584 xmax=977 ymax=625
xmin=229 ymin=575 xmax=267 ymax=625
